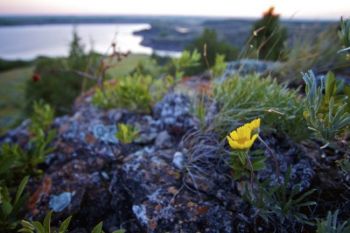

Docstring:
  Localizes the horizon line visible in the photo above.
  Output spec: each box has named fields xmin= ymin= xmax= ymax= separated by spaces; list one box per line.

xmin=0 ymin=13 xmax=341 ymax=22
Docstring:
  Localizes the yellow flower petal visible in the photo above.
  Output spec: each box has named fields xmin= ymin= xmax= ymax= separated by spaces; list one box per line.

xmin=226 ymin=119 xmax=260 ymax=150
xmin=248 ymin=118 xmax=261 ymax=131
xmin=226 ymin=136 xmax=236 ymax=149
xmin=230 ymin=130 xmax=239 ymax=140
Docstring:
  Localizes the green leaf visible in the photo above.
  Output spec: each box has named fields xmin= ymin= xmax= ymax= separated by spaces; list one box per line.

xmin=14 ymin=176 xmax=29 ymax=205
xmin=252 ymin=157 xmax=266 ymax=171
xmin=20 ymin=220 xmax=35 ymax=231
xmin=43 ymin=211 xmax=52 ymax=233
xmin=325 ymin=71 xmax=336 ymax=102
xmin=1 ymin=200 xmax=13 ymax=216
xmin=112 ymin=229 xmax=126 ymax=233
xmin=91 ymin=222 xmax=103 ymax=233
xmin=58 ymin=216 xmax=72 ymax=233
xmin=33 ymin=221 xmax=45 ymax=233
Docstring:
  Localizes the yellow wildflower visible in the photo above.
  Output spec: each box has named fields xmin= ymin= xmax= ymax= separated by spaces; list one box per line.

xmin=247 ymin=118 xmax=261 ymax=131
xmin=226 ymin=118 xmax=260 ymax=150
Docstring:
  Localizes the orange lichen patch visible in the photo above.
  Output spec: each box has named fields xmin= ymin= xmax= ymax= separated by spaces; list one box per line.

xmin=196 ymin=206 xmax=209 ymax=215
xmin=196 ymin=82 xmax=212 ymax=96
xmin=263 ymin=6 xmax=279 ymax=17
xmin=85 ymin=133 xmax=97 ymax=144
xmin=149 ymin=218 xmax=158 ymax=230
xmin=27 ymin=176 xmax=52 ymax=214
xmin=155 ymin=204 xmax=162 ymax=212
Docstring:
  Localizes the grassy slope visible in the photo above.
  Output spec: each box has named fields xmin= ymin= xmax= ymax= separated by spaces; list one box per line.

xmin=107 ymin=54 xmax=151 ymax=78
xmin=0 ymin=66 xmax=34 ymax=134
xmin=0 ymin=54 xmax=151 ymax=134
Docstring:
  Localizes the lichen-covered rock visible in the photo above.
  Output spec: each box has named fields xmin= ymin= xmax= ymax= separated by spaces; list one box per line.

xmin=5 ymin=88 xmax=348 ymax=233
xmin=218 ymin=59 xmax=281 ymax=83
xmin=153 ymin=93 xmax=198 ymax=135
xmin=112 ymin=146 xmax=234 ymax=233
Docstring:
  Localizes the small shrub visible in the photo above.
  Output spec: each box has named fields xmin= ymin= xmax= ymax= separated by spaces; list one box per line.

xmin=316 ymin=210 xmax=350 ymax=233
xmin=25 ymin=58 xmax=95 ymax=115
xmin=338 ymin=17 xmax=350 ymax=54
xmin=30 ymin=101 xmax=55 ymax=135
xmin=92 ymin=74 xmax=172 ymax=112
xmin=129 ymin=58 xmax=162 ymax=78
xmin=169 ymin=50 xmax=201 ymax=80
xmin=303 ymin=71 xmax=350 ymax=144
xmin=243 ymin=170 xmax=316 ymax=232
xmin=19 ymin=211 xmax=125 ymax=233
xmin=211 ymin=54 xmax=226 ymax=78
xmin=213 ymin=74 xmax=308 ymax=141
xmin=247 ymin=7 xmax=287 ymax=61
xmin=186 ymin=29 xmax=237 ymax=73
xmin=191 ymin=95 xmax=207 ymax=131
xmin=116 ymin=123 xmax=139 ymax=144
xmin=0 ymin=102 xmax=55 ymax=185
xmin=0 ymin=176 xmax=28 ymax=231
xmin=278 ymin=26 xmax=346 ymax=84
xmin=25 ymin=31 xmax=97 ymax=115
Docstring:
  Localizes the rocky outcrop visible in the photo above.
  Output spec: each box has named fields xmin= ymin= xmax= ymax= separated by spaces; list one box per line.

xmin=2 ymin=89 xmax=342 ymax=233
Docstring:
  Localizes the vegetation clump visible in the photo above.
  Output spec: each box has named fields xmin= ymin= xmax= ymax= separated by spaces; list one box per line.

xmin=92 ymin=73 xmax=172 ymax=112
xmin=186 ymin=29 xmax=237 ymax=73
xmin=247 ymin=7 xmax=287 ymax=61
xmin=213 ymin=74 xmax=308 ymax=140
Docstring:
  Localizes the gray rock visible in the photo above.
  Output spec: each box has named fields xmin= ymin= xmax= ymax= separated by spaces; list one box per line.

xmin=218 ymin=59 xmax=281 ymax=82
xmin=172 ymin=151 xmax=185 ymax=169
xmin=49 ymin=192 xmax=73 ymax=212
xmin=153 ymin=93 xmax=198 ymax=135
xmin=91 ymin=124 xmax=118 ymax=144
xmin=155 ymin=131 xmax=172 ymax=148
xmin=132 ymin=204 xmax=148 ymax=226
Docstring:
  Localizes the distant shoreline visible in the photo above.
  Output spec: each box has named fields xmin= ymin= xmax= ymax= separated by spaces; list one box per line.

xmin=0 ymin=15 xmax=339 ymax=57
xmin=0 ymin=15 xmax=337 ymax=26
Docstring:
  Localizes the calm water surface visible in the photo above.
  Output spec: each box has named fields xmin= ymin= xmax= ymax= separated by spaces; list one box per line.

xmin=0 ymin=24 xmax=178 ymax=60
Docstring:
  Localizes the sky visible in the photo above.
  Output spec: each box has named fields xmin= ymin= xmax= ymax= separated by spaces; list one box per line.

xmin=0 ymin=0 xmax=350 ymax=19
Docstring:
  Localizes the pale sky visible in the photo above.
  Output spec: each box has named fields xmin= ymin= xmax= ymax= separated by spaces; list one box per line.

xmin=0 ymin=0 xmax=349 ymax=19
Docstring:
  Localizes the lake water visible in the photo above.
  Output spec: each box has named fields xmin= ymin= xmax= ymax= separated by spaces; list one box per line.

xmin=0 ymin=24 xmax=180 ymax=60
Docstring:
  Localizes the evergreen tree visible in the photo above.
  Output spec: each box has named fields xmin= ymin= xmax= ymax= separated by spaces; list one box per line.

xmin=186 ymin=29 xmax=237 ymax=73
xmin=249 ymin=7 xmax=287 ymax=61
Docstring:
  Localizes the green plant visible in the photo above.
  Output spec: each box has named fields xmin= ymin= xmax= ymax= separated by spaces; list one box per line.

xmin=0 ymin=176 xmax=28 ymax=231
xmin=303 ymin=71 xmax=350 ymax=144
xmin=338 ymin=17 xmax=350 ymax=54
xmin=68 ymin=29 xmax=85 ymax=69
xmin=30 ymin=101 xmax=55 ymax=135
xmin=25 ymin=31 xmax=98 ymax=115
xmin=226 ymin=118 xmax=265 ymax=180
xmin=247 ymin=7 xmax=287 ymax=61
xmin=92 ymin=74 xmax=171 ymax=112
xmin=129 ymin=58 xmax=161 ymax=78
xmin=211 ymin=54 xmax=226 ymax=78
xmin=191 ymin=95 xmax=207 ymax=131
xmin=19 ymin=211 xmax=71 ymax=233
xmin=0 ymin=102 xmax=55 ymax=184
xmin=0 ymin=135 xmax=55 ymax=185
xmin=19 ymin=212 xmax=125 ymax=233
xmin=116 ymin=123 xmax=139 ymax=144
xmin=316 ymin=210 xmax=350 ymax=233
xmin=90 ymin=222 xmax=125 ymax=233
xmin=243 ymin=170 xmax=316 ymax=232
xmin=25 ymin=58 xmax=96 ymax=115
xmin=171 ymin=50 xmax=200 ymax=80
xmin=213 ymin=74 xmax=308 ymax=141
xmin=186 ymin=29 xmax=237 ymax=73
xmin=278 ymin=25 xmax=346 ymax=84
